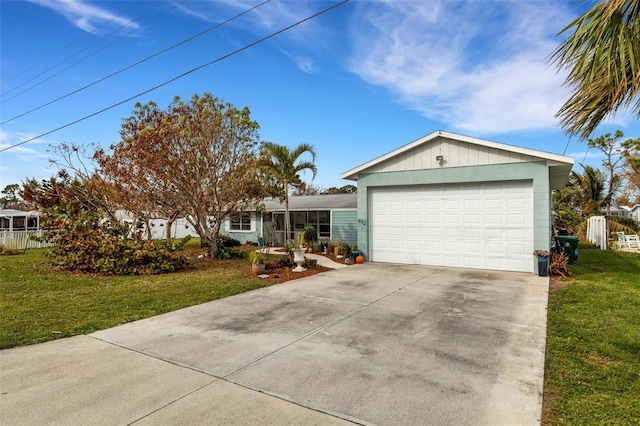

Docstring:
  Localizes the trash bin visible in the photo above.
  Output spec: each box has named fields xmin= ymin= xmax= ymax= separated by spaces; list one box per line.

xmin=555 ymin=235 xmax=579 ymax=264
xmin=537 ymin=256 xmax=549 ymax=277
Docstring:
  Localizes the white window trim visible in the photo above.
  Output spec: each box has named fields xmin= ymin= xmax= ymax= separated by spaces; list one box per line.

xmin=228 ymin=212 xmax=253 ymax=233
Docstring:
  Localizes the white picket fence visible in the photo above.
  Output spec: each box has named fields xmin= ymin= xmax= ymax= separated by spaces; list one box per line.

xmin=1 ymin=230 xmax=53 ymax=249
xmin=587 ymin=216 xmax=607 ymax=250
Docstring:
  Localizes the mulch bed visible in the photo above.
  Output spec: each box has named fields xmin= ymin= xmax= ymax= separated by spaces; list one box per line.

xmin=249 ymin=264 xmax=333 ymax=284
xmin=248 ymin=249 xmax=353 ymax=284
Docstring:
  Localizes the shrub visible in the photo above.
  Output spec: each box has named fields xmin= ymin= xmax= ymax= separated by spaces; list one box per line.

xmin=21 ymin=173 xmax=191 ymax=275
xmin=0 ymin=244 xmax=21 ymax=255
xmin=215 ymin=244 xmax=245 ymax=260
xmin=217 ymin=235 xmax=241 ymax=247
xmin=550 ymin=251 xmax=572 ymax=277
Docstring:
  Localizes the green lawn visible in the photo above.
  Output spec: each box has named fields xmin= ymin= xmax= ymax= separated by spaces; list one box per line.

xmin=543 ymin=243 xmax=640 ymax=425
xmin=0 ymin=242 xmax=278 ymax=349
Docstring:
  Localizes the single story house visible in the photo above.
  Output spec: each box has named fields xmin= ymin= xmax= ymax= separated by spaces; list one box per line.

xmin=0 ymin=209 xmax=40 ymax=232
xmin=223 ymin=193 xmax=357 ymax=247
xmin=622 ymin=204 xmax=640 ymax=222
xmin=341 ymin=131 xmax=574 ymax=274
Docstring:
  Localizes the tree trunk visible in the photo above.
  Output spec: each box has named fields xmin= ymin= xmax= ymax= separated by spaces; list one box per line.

xmin=166 ymin=218 xmax=173 ymax=240
xmin=204 ymin=234 xmax=218 ymax=257
xmin=165 ymin=212 xmax=179 ymax=240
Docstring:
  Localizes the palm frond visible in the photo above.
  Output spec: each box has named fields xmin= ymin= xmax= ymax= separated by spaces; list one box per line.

xmin=552 ymin=0 xmax=640 ymax=139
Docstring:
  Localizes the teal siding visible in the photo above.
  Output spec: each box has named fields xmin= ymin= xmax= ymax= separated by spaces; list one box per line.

xmin=331 ymin=210 xmax=357 ymax=246
xmin=220 ymin=213 xmax=262 ymax=244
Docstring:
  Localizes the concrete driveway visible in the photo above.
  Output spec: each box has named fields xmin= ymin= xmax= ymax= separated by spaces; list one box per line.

xmin=1 ymin=263 xmax=549 ymax=425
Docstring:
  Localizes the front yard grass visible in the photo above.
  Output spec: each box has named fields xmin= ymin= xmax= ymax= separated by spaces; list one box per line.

xmin=543 ymin=243 xmax=640 ymax=424
xmin=0 ymin=241 xmax=281 ymax=349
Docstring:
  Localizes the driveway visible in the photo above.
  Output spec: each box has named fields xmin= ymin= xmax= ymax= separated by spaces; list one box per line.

xmin=1 ymin=263 xmax=549 ymax=425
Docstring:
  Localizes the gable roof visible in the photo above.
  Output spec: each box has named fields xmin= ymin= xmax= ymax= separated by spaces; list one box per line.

xmin=262 ymin=193 xmax=357 ymax=212
xmin=341 ymin=130 xmax=574 ymax=189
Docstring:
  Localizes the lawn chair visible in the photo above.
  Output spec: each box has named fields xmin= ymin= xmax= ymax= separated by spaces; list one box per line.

xmin=616 ymin=232 xmax=630 ymax=248
xmin=626 ymin=234 xmax=640 ymax=249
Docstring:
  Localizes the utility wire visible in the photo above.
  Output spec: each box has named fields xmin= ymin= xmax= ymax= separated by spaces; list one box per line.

xmin=1 ymin=1 xmax=139 ymax=87
xmin=0 ymin=0 xmax=41 ymax=32
xmin=562 ymin=135 xmax=572 ymax=155
xmin=1 ymin=0 xmax=272 ymax=125
xmin=0 ymin=0 xmax=349 ymax=153
xmin=1 ymin=0 xmax=172 ymax=101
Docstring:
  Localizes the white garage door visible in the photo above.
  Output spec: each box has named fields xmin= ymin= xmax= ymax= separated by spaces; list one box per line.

xmin=369 ymin=181 xmax=533 ymax=272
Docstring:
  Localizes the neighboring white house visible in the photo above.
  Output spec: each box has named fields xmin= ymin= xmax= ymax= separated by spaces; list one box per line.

xmin=625 ymin=204 xmax=640 ymax=222
xmin=341 ymin=130 xmax=574 ymax=274
xmin=1 ymin=209 xmax=46 ymax=248
xmin=0 ymin=209 xmax=40 ymax=231
xmin=607 ymin=204 xmax=631 ymax=217
xmin=114 ymin=210 xmax=196 ymax=240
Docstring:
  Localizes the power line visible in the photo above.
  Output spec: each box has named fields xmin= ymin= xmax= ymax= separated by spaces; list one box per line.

xmin=0 ymin=0 xmax=350 ymax=153
xmin=1 ymin=1 xmax=139 ymax=87
xmin=1 ymin=1 xmax=171 ymax=101
xmin=562 ymin=135 xmax=572 ymax=155
xmin=0 ymin=0 xmax=41 ymax=32
xmin=1 ymin=0 xmax=272 ymax=125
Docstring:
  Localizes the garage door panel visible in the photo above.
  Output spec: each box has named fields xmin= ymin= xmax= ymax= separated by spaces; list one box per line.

xmin=370 ymin=182 xmax=533 ymax=272
xmin=463 ymin=227 xmax=482 ymax=238
xmin=485 ymin=214 xmax=502 ymax=224
xmin=484 ymin=228 xmax=503 ymax=240
xmin=425 ymin=214 xmax=440 ymax=224
xmin=485 ymin=199 xmax=503 ymax=210
xmin=444 ymin=228 xmax=461 ymax=238
xmin=507 ymin=213 xmax=527 ymax=225
xmin=463 ymin=213 xmax=481 ymax=224
xmin=445 ymin=214 xmax=461 ymax=224
xmin=508 ymin=243 xmax=527 ymax=255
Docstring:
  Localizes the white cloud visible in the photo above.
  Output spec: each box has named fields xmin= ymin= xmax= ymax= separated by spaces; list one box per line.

xmin=0 ymin=130 xmax=53 ymax=161
xmin=348 ymin=1 xmax=578 ymax=135
xmin=0 ymin=131 xmax=55 ymax=187
xmin=177 ymin=0 xmax=333 ymax=71
xmin=32 ymin=0 xmax=140 ymax=34
xmin=281 ymin=49 xmax=317 ymax=74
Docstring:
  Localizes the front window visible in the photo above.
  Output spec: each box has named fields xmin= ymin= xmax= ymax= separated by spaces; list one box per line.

xmin=230 ymin=212 xmax=251 ymax=231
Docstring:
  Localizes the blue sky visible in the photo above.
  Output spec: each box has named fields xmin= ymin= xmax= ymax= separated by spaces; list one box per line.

xmin=1 ymin=0 xmax=638 ymax=191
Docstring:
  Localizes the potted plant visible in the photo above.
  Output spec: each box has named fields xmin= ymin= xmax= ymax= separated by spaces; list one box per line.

xmin=303 ymin=225 xmax=318 ymax=252
xmin=249 ymin=251 xmax=267 ymax=274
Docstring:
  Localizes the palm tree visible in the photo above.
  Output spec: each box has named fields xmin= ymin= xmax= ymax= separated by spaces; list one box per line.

xmin=552 ymin=0 xmax=640 ymax=139
xmin=258 ymin=142 xmax=317 ymax=245
xmin=553 ymin=165 xmax=608 ymax=236
xmin=572 ymin=165 xmax=608 ymax=217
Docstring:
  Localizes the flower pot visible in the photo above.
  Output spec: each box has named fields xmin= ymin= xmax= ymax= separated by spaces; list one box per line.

xmin=252 ymin=263 xmax=266 ymax=274
xmin=292 ymin=248 xmax=306 ymax=272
